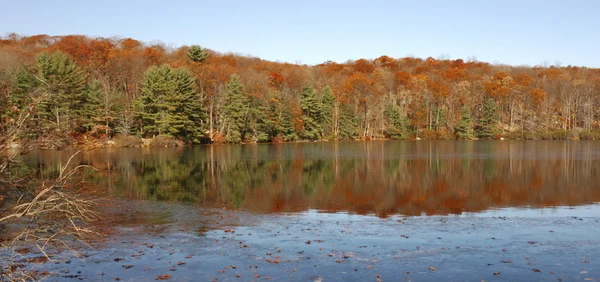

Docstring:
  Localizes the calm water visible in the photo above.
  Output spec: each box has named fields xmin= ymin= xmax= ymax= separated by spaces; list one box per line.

xmin=24 ymin=140 xmax=600 ymax=217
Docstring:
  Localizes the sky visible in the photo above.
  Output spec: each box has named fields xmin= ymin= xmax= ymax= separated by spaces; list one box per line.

xmin=2 ymin=0 xmax=600 ymax=67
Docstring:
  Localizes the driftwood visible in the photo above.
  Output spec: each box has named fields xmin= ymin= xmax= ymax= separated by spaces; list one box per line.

xmin=1 ymin=81 xmax=100 ymax=281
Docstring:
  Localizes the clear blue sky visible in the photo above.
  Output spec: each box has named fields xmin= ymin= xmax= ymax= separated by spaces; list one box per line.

xmin=2 ymin=0 xmax=599 ymax=67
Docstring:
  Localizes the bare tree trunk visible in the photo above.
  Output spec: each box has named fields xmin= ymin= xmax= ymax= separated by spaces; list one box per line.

xmin=55 ymin=106 xmax=60 ymax=131
xmin=209 ymin=97 xmax=214 ymax=140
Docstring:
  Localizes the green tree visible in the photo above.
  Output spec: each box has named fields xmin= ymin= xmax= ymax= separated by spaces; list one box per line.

xmin=137 ymin=64 xmax=173 ymax=136
xmin=4 ymin=67 xmax=37 ymax=124
xmin=187 ymin=45 xmax=209 ymax=63
xmin=300 ymin=85 xmax=323 ymax=140
xmin=477 ymin=97 xmax=499 ymax=139
xmin=136 ymin=65 xmax=205 ymax=142
xmin=222 ymin=74 xmax=246 ymax=143
xmin=81 ymin=80 xmax=121 ymax=136
xmin=173 ymin=68 xmax=206 ymax=142
xmin=281 ymin=109 xmax=299 ymax=142
xmin=455 ymin=106 xmax=475 ymax=140
xmin=338 ymin=103 xmax=358 ymax=140
xmin=384 ymin=104 xmax=409 ymax=139
xmin=240 ymin=95 xmax=270 ymax=142
xmin=36 ymin=51 xmax=87 ymax=131
xmin=320 ymin=86 xmax=336 ymax=138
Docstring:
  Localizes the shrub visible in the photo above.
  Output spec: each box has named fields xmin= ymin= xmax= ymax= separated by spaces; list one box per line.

xmin=112 ymin=135 xmax=142 ymax=147
xmin=579 ymin=131 xmax=600 ymax=140
xmin=149 ymin=135 xmax=185 ymax=147
xmin=536 ymin=130 xmax=569 ymax=140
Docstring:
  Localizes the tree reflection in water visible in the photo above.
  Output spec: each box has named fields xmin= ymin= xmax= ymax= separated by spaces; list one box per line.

xmin=25 ymin=141 xmax=600 ymax=218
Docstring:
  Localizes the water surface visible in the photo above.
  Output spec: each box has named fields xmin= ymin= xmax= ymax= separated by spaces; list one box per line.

xmin=25 ymin=140 xmax=600 ymax=217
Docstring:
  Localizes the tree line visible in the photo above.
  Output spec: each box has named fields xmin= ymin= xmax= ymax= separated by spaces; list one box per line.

xmin=1 ymin=34 xmax=600 ymax=145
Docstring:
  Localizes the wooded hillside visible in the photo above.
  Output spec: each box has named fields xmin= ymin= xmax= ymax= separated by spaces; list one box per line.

xmin=1 ymin=34 xmax=599 ymax=144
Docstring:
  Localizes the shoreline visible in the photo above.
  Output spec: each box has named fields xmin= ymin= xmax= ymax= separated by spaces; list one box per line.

xmin=12 ymin=132 xmax=600 ymax=151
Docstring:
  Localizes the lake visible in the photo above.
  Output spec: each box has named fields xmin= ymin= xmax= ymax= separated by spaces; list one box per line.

xmin=26 ymin=140 xmax=600 ymax=217
xmin=22 ymin=141 xmax=600 ymax=281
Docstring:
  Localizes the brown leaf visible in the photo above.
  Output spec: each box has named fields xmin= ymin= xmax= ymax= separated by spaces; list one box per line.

xmin=28 ymin=257 xmax=48 ymax=264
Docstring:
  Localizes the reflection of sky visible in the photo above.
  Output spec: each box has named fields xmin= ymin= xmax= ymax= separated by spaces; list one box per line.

xmin=304 ymin=203 xmax=600 ymax=219
xmin=461 ymin=203 xmax=600 ymax=218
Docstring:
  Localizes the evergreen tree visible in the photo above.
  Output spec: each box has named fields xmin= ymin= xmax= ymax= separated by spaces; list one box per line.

xmin=384 ymin=104 xmax=409 ymax=139
xmin=137 ymin=65 xmax=205 ymax=142
xmin=12 ymin=66 xmax=38 ymax=98
xmin=320 ymin=86 xmax=336 ymax=138
xmin=187 ymin=45 xmax=209 ymax=63
xmin=172 ymin=67 xmax=205 ymax=142
xmin=477 ymin=97 xmax=499 ymax=139
xmin=300 ymin=85 xmax=323 ymax=140
xmin=137 ymin=65 xmax=174 ymax=136
xmin=338 ymin=104 xmax=358 ymax=140
xmin=80 ymin=80 xmax=120 ymax=135
xmin=281 ymin=109 xmax=299 ymax=142
xmin=242 ymin=95 xmax=270 ymax=142
xmin=9 ymin=66 xmax=37 ymax=115
xmin=454 ymin=106 xmax=475 ymax=140
xmin=36 ymin=51 xmax=87 ymax=131
xmin=222 ymin=74 xmax=246 ymax=143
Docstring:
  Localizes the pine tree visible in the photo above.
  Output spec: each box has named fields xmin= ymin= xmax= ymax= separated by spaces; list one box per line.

xmin=320 ymin=86 xmax=336 ymax=139
xmin=10 ymin=66 xmax=37 ymax=114
xmin=300 ymin=85 xmax=323 ymax=140
xmin=477 ymin=97 xmax=499 ymax=139
xmin=137 ymin=65 xmax=174 ymax=136
xmin=222 ymin=74 xmax=246 ymax=143
xmin=80 ymin=80 xmax=120 ymax=136
xmin=36 ymin=51 xmax=87 ymax=131
xmin=136 ymin=65 xmax=205 ymax=142
xmin=172 ymin=67 xmax=205 ymax=142
xmin=243 ymin=95 xmax=270 ymax=142
xmin=455 ymin=106 xmax=474 ymax=140
xmin=187 ymin=45 xmax=209 ymax=63
xmin=281 ymin=108 xmax=299 ymax=142
xmin=338 ymin=104 xmax=358 ymax=140
xmin=384 ymin=104 xmax=409 ymax=139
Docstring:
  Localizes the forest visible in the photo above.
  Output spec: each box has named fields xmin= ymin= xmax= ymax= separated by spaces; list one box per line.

xmin=1 ymin=33 xmax=600 ymax=146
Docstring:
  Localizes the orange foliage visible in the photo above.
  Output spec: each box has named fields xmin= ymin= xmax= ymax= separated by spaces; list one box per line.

xmin=428 ymin=80 xmax=449 ymax=99
xmin=353 ymin=59 xmax=375 ymax=73
xmin=143 ymin=45 xmax=165 ymax=66
xmin=374 ymin=55 xmax=397 ymax=69
xmin=514 ymin=73 xmax=532 ymax=87
xmin=529 ymin=88 xmax=547 ymax=106
xmin=268 ymin=71 xmax=284 ymax=89
xmin=395 ymin=71 xmax=411 ymax=87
